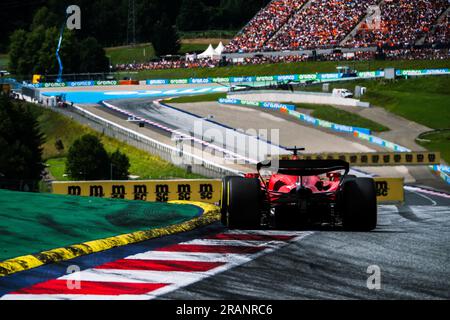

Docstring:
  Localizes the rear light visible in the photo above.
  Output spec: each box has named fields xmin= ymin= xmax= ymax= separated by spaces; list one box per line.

xmin=244 ymin=173 xmax=259 ymax=178
xmin=327 ymin=172 xmax=341 ymax=181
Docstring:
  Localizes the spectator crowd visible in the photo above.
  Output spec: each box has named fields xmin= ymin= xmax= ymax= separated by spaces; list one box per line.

xmin=224 ymin=0 xmax=449 ymax=52
xmin=114 ymin=49 xmax=449 ymax=72
xmin=344 ymin=0 xmax=448 ymax=48
xmin=225 ymin=0 xmax=307 ymax=53
xmin=267 ymin=0 xmax=378 ymax=51
xmin=114 ymin=0 xmax=449 ymax=72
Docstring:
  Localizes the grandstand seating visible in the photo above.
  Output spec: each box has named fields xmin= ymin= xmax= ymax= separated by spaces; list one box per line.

xmin=224 ymin=0 xmax=449 ymax=53
xmin=344 ymin=0 xmax=448 ymax=48
xmin=267 ymin=0 xmax=378 ymax=51
xmin=224 ymin=0 xmax=308 ymax=53
xmin=424 ymin=14 xmax=449 ymax=46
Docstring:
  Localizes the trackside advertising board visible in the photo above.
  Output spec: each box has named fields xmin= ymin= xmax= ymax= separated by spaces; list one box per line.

xmin=31 ymin=80 xmax=119 ymax=88
xmin=53 ymin=178 xmax=404 ymax=203
xmin=29 ymin=68 xmax=449 ymax=88
xmin=277 ymin=152 xmax=441 ymax=166
xmin=144 ymin=69 xmax=449 ymax=85
xmin=52 ymin=180 xmax=222 ymax=204
xmin=218 ymin=98 xmax=371 ymax=135
xmin=218 ymin=97 xmax=296 ymax=111
xmin=373 ymin=178 xmax=404 ymax=203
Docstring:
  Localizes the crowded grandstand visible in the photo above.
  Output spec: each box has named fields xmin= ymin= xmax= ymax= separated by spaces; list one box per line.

xmin=115 ymin=0 xmax=449 ymax=72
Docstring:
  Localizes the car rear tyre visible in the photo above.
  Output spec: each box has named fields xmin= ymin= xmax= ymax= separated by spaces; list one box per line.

xmin=220 ymin=175 xmax=239 ymax=225
xmin=341 ymin=177 xmax=377 ymax=231
xmin=226 ymin=177 xmax=261 ymax=229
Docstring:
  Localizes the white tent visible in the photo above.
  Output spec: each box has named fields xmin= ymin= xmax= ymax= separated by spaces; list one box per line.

xmin=214 ymin=42 xmax=225 ymax=55
xmin=198 ymin=44 xmax=219 ymax=59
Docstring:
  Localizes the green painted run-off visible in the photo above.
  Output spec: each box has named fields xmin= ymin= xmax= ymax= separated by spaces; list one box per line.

xmin=0 ymin=189 xmax=201 ymax=261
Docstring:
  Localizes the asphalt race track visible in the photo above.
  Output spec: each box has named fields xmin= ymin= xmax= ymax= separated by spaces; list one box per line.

xmin=1 ymin=188 xmax=449 ymax=299
xmin=2 ymin=89 xmax=448 ymax=300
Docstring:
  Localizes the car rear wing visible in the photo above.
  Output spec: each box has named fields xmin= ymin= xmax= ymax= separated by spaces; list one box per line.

xmin=257 ymin=159 xmax=349 ymax=177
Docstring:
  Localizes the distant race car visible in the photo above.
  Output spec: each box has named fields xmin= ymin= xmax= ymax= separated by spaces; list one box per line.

xmin=221 ymin=147 xmax=377 ymax=231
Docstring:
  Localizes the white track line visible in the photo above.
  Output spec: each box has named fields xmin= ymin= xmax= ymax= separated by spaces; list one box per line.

xmin=405 ymin=186 xmax=450 ymax=200
xmin=60 ymin=269 xmax=209 ymax=285
xmin=126 ymin=251 xmax=252 ymax=263
xmin=2 ymin=231 xmax=313 ymax=300
xmin=180 ymin=239 xmax=284 ymax=247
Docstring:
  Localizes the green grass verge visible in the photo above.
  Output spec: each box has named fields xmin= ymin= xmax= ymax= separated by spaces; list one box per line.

xmin=105 ymin=43 xmax=156 ymax=65
xmin=163 ymin=92 xmax=226 ymax=104
xmin=416 ymin=130 xmax=450 ymax=163
xmin=129 ymin=59 xmax=450 ymax=80
xmin=179 ymin=43 xmax=216 ymax=54
xmin=0 ymin=189 xmax=201 ymax=261
xmin=303 ymin=76 xmax=450 ymax=158
xmin=179 ymin=30 xmax=236 ymax=39
xmin=26 ymin=103 xmax=203 ymax=180
xmin=105 ymin=42 xmax=220 ymax=63
xmin=295 ymin=103 xmax=389 ymax=132
xmin=305 ymin=76 xmax=450 ymax=129
xmin=45 ymin=158 xmax=69 ymax=181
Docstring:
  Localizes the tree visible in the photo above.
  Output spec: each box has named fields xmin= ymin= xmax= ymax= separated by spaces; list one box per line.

xmin=8 ymin=29 xmax=28 ymax=75
xmin=78 ymin=37 xmax=109 ymax=73
xmin=8 ymin=9 xmax=109 ymax=76
xmin=55 ymin=138 xmax=64 ymax=154
xmin=110 ymin=149 xmax=130 ymax=180
xmin=152 ymin=14 xmax=181 ymax=56
xmin=0 ymin=95 xmax=45 ymax=182
xmin=31 ymin=6 xmax=60 ymax=30
xmin=177 ymin=0 xmax=206 ymax=31
xmin=66 ymin=134 xmax=110 ymax=180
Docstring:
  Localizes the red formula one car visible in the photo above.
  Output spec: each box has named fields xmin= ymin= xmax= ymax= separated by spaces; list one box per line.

xmin=220 ymin=147 xmax=377 ymax=231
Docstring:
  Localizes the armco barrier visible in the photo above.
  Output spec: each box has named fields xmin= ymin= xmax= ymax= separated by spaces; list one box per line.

xmin=52 ymin=179 xmax=222 ymax=204
xmin=102 ymin=100 xmax=258 ymax=164
xmin=277 ymin=151 xmax=441 ymax=166
xmin=34 ymin=102 xmax=242 ymax=178
xmin=52 ymin=177 xmax=404 ymax=203
xmin=218 ymin=97 xmax=371 ymax=135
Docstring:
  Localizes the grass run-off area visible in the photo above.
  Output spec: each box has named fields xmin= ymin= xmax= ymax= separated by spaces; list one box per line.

xmin=27 ymin=103 xmax=203 ymax=180
xmin=163 ymin=92 xmax=388 ymax=132
xmin=309 ymin=76 xmax=450 ymax=130
xmin=295 ymin=104 xmax=389 ymax=132
xmin=416 ymin=130 xmax=450 ymax=164
xmin=105 ymin=41 xmax=223 ymax=64
xmin=122 ymin=59 xmax=450 ymax=80
xmin=0 ymin=189 xmax=201 ymax=261
xmin=105 ymin=43 xmax=156 ymax=65
xmin=304 ymin=75 xmax=450 ymax=161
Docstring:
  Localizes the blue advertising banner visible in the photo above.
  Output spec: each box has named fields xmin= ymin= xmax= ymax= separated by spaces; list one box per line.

xmin=218 ymin=98 xmax=295 ymax=111
xmin=219 ymin=98 xmax=370 ymax=135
